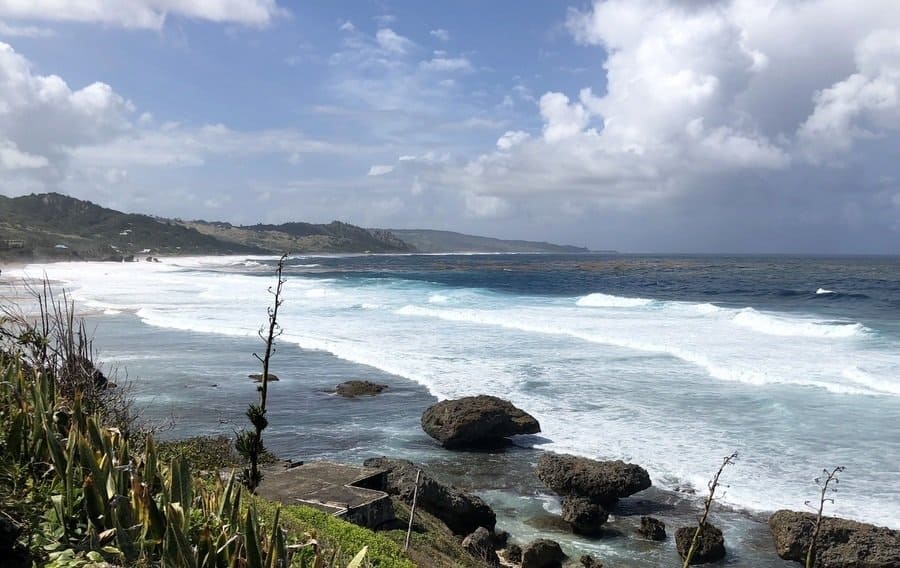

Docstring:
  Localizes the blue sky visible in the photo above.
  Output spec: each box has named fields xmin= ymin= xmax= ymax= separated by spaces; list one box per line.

xmin=1 ymin=1 xmax=899 ymax=252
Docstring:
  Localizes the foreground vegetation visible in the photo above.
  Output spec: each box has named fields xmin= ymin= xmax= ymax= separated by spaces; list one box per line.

xmin=0 ymin=287 xmax=414 ymax=567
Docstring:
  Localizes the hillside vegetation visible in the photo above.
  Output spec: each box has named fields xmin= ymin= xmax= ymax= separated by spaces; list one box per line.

xmin=388 ymin=229 xmax=591 ymax=253
xmin=182 ymin=220 xmax=414 ymax=254
xmin=0 ymin=192 xmax=591 ymax=261
xmin=0 ymin=193 xmax=265 ymax=260
xmin=0 ymin=193 xmax=412 ymax=260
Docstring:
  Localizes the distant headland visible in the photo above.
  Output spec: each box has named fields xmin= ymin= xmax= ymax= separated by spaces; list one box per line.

xmin=0 ymin=192 xmax=595 ymax=261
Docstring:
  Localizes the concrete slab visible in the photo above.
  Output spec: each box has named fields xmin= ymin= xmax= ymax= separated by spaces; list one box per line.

xmin=257 ymin=461 xmax=395 ymax=529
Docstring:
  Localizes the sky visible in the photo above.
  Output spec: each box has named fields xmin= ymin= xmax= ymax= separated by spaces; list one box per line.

xmin=0 ymin=0 xmax=899 ymax=253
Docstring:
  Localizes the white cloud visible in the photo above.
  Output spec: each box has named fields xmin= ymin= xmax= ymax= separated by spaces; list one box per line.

xmin=367 ymin=164 xmax=395 ymax=176
xmin=798 ymin=29 xmax=900 ymax=161
xmin=339 ymin=20 xmax=355 ymax=32
xmin=539 ymin=92 xmax=591 ymax=142
xmin=70 ymin=124 xmax=355 ymax=168
xmin=420 ymin=57 xmax=472 ymax=72
xmin=0 ymin=0 xmax=283 ymax=30
xmin=0 ymin=42 xmax=133 ymax=173
xmin=496 ymin=130 xmax=529 ymax=151
xmin=375 ymin=28 xmax=414 ymax=54
xmin=430 ymin=28 xmax=450 ymax=42
xmin=0 ymin=20 xmax=54 ymax=37
xmin=0 ymin=40 xmax=367 ymax=208
xmin=436 ymin=0 xmax=900 ymax=218
xmin=0 ymin=139 xmax=48 ymax=168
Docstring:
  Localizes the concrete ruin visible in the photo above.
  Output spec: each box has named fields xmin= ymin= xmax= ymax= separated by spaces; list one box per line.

xmin=257 ymin=461 xmax=395 ymax=530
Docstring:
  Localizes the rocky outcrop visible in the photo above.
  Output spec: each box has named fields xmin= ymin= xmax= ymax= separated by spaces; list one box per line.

xmin=561 ymin=496 xmax=609 ymax=535
xmin=505 ymin=544 xmax=523 ymax=564
xmin=420 ymin=395 xmax=540 ymax=449
xmin=362 ymin=457 xmax=496 ymax=535
xmin=675 ymin=523 xmax=726 ymax=564
xmin=335 ymin=380 xmax=387 ymax=398
xmin=580 ymin=554 xmax=603 ymax=568
xmin=462 ymin=527 xmax=500 ymax=566
xmin=248 ymin=373 xmax=279 ymax=382
xmin=768 ymin=510 xmax=900 ymax=567
xmin=536 ymin=453 xmax=652 ymax=506
xmin=521 ymin=538 xmax=566 ymax=568
xmin=638 ymin=516 xmax=667 ymax=541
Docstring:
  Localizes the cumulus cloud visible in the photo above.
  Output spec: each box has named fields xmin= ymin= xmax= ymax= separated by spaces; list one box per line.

xmin=798 ymin=30 xmax=900 ymax=161
xmin=432 ymin=0 xmax=900 ymax=235
xmin=0 ymin=139 xmax=49 ymax=169
xmin=0 ymin=41 xmax=133 ymax=182
xmin=0 ymin=0 xmax=283 ymax=30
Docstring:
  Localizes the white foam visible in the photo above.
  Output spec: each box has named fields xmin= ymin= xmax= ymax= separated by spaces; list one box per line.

xmin=11 ymin=258 xmax=900 ymax=529
xmin=732 ymin=308 xmax=866 ymax=338
xmin=816 ymin=288 xmax=835 ymax=295
xmin=428 ymin=293 xmax=450 ymax=304
xmin=576 ymin=293 xmax=654 ymax=308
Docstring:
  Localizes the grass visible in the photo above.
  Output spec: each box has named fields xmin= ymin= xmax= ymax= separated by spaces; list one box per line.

xmin=253 ymin=497 xmax=416 ymax=568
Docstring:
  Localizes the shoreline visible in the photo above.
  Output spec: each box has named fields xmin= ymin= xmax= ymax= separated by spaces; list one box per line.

xmin=3 ymin=258 xmax=899 ymax=566
xmin=5 ymin=266 xmax=898 ymax=534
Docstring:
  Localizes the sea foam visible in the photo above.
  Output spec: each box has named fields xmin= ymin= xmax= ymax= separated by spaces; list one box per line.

xmin=11 ymin=259 xmax=900 ymax=530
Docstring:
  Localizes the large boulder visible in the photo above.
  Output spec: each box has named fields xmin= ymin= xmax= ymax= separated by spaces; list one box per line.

xmin=561 ymin=496 xmax=609 ymax=536
xmin=462 ymin=527 xmax=500 ymax=566
xmin=768 ymin=510 xmax=900 ymax=567
xmin=362 ymin=457 xmax=496 ymax=535
xmin=420 ymin=395 xmax=540 ymax=449
xmin=536 ymin=453 xmax=651 ymax=506
xmin=521 ymin=538 xmax=566 ymax=568
xmin=675 ymin=523 xmax=726 ymax=565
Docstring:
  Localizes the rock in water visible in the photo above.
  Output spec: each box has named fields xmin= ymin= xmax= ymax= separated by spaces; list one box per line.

xmin=675 ymin=523 xmax=726 ymax=564
xmin=535 ymin=453 xmax=652 ymax=506
xmin=561 ymin=496 xmax=609 ymax=535
xmin=768 ymin=510 xmax=900 ymax=567
xmin=638 ymin=516 xmax=667 ymax=541
xmin=362 ymin=456 xmax=496 ymax=535
xmin=521 ymin=539 xmax=566 ymax=568
xmin=420 ymin=395 xmax=540 ymax=449
xmin=462 ymin=527 xmax=500 ymax=566
xmin=580 ymin=554 xmax=603 ymax=568
xmin=248 ymin=373 xmax=279 ymax=382
xmin=335 ymin=380 xmax=387 ymax=398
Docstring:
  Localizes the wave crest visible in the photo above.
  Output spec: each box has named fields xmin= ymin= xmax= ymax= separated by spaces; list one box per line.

xmin=576 ymin=293 xmax=654 ymax=308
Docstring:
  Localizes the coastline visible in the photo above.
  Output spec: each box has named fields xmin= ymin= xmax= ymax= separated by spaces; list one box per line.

xmin=79 ymin=310 xmax=800 ymax=567
xmin=4 ymin=254 xmax=899 ymax=567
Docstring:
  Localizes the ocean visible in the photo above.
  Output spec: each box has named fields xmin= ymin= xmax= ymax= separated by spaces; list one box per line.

xmin=7 ymin=253 xmax=900 ymax=567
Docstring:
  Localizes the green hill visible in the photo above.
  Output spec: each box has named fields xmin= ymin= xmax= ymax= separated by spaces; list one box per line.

xmin=180 ymin=220 xmax=414 ymax=254
xmin=0 ymin=193 xmax=265 ymax=260
xmin=0 ymin=193 xmax=591 ymax=261
xmin=387 ymin=228 xmax=591 ymax=253
xmin=0 ymin=193 xmax=414 ymax=260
